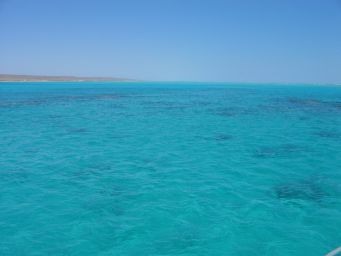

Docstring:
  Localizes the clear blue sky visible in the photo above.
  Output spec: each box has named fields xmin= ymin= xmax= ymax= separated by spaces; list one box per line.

xmin=0 ymin=0 xmax=341 ymax=83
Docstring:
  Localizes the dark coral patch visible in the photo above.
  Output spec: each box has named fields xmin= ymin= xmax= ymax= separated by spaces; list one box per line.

xmin=0 ymin=94 xmax=121 ymax=108
xmin=313 ymin=131 xmax=341 ymax=139
xmin=69 ymin=128 xmax=89 ymax=133
xmin=284 ymin=98 xmax=341 ymax=113
xmin=274 ymin=179 xmax=326 ymax=202
xmin=214 ymin=107 xmax=255 ymax=117
xmin=254 ymin=144 xmax=304 ymax=158
xmin=214 ymin=134 xmax=233 ymax=141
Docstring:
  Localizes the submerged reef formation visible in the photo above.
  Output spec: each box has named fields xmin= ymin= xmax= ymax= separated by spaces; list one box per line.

xmin=274 ymin=178 xmax=326 ymax=202
xmin=0 ymin=94 xmax=121 ymax=108
xmin=285 ymin=98 xmax=341 ymax=113
xmin=214 ymin=134 xmax=233 ymax=141
xmin=313 ymin=131 xmax=341 ymax=139
xmin=254 ymin=144 xmax=304 ymax=158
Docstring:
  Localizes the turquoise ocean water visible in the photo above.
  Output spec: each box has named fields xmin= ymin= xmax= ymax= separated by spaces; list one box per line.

xmin=1 ymin=82 xmax=341 ymax=256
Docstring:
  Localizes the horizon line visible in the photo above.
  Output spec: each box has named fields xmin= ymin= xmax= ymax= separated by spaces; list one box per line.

xmin=0 ymin=73 xmax=340 ymax=86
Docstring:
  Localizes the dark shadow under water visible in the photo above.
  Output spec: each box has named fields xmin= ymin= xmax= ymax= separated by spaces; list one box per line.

xmin=254 ymin=144 xmax=305 ymax=159
xmin=274 ymin=177 xmax=327 ymax=202
xmin=313 ymin=131 xmax=341 ymax=139
xmin=0 ymin=93 xmax=123 ymax=108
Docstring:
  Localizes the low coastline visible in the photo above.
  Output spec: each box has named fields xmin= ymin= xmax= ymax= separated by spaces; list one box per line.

xmin=0 ymin=74 xmax=133 ymax=82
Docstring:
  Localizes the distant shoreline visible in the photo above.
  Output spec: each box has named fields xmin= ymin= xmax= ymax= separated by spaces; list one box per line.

xmin=0 ymin=74 xmax=339 ymax=86
xmin=0 ymin=74 xmax=135 ymax=82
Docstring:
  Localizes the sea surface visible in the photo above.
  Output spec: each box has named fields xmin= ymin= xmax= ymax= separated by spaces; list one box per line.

xmin=1 ymin=82 xmax=341 ymax=256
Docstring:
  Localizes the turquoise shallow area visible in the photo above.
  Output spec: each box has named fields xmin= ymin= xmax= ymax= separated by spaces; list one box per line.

xmin=1 ymin=82 xmax=341 ymax=256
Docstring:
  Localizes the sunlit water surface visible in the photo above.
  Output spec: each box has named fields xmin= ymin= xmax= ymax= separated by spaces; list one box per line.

xmin=1 ymin=82 xmax=341 ymax=256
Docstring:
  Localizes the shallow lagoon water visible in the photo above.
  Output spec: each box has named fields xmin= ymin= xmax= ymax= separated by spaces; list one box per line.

xmin=1 ymin=82 xmax=341 ymax=256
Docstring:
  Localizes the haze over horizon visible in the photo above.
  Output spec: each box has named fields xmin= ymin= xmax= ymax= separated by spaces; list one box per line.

xmin=1 ymin=0 xmax=341 ymax=84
